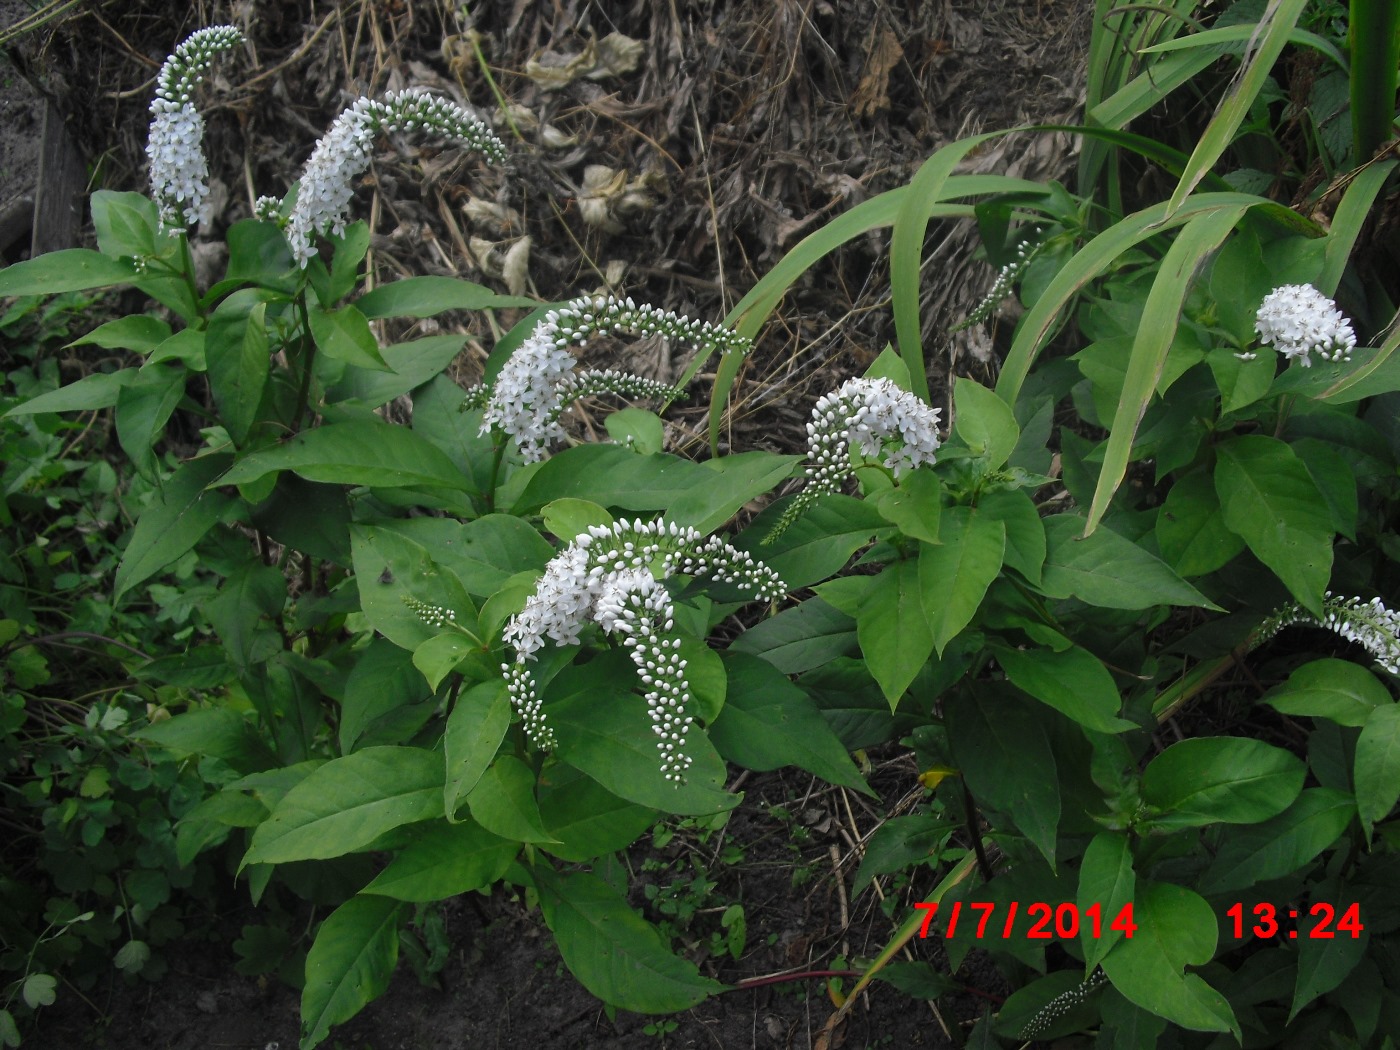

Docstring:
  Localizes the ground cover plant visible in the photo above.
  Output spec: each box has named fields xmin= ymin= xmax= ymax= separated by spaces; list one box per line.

xmin=0 ymin=0 xmax=1398 ymax=1047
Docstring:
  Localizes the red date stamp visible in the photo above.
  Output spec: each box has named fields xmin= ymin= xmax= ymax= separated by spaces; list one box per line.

xmin=913 ymin=901 xmax=1137 ymax=940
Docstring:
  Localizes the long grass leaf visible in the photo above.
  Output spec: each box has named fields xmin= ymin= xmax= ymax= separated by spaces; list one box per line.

xmin=1350 ymin=0 xmax=1400 ymax=161
xmin=1164 ymin=0 xmax=1310 ymax=218
xmin=890 ymin=132 xmax=1015 ymax=402
xmin=1084 ymin=206 xmax=1249 ymax=534
xmin=1320 ymin=309 xmax=1400 ymax=402
xmin=1319 ymin=159 xmax=1398 ymax=294
xmin=1141 ymin=22 xmax=1347 ymax=70
xmin=1089 ymin=48 xmax=1221 ymax=132
xmin=994 ymin=192 xmax=1318 ymax=405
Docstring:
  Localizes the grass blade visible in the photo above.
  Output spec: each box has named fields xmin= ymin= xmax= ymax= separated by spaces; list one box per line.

xmin=1350 ymin=0 xmax=1400 ymax=160
xmin=1319 ymin=159 xmax=1397 ymax=294
xmin=1084 ymin=205 xmax=1249 ymax=534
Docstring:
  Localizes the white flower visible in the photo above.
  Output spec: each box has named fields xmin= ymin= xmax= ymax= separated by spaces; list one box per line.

xmin=145 ymin=25 xmax=243 ymax=230
xmin=1258 ymin=593 xmax=1400 ymax=675
xmin=503 ymin=517 xmax=785 ymax=781
xmin=286 ymin=88 xmax=506 ymax=267
xmin=768 ymin=376 xmax=942 ymax=540
xmin=1253 ymin=284 xmax=1357 ymax=367
xmin=473 ymin=295 xmax=743 ymax=461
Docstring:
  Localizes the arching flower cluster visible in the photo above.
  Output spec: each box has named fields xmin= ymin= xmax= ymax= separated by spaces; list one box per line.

xmin=1245 ymin=284 xmax=1357 ymax=367
xmin=1020 ymin=969 xmax=1108 ymax=1039
xmin=470 ymin=295 xmax=747 ymax=462
xmin=955 ymin=238 xmax=1037 ymax=333
xmin=146 ymin=25 xmax=244 ymax=230
xmin=768 ymin=376 xmax=942 ymax=541
xmin=286 ymin=89 xmax=506 ymax=266
xmin=1258 ymin=593 xmax=1400 ymax=675
xmin=502 ymin=517 xmax=786 ymax=782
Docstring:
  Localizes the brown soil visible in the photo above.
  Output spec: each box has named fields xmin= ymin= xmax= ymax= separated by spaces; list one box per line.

xmin=4 ymin=1 xmax=1089 ymax=1047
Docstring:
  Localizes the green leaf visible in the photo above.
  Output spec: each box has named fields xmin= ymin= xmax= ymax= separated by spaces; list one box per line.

xmin=1355 ymin=704 xmax=1400 ymax=838
xmin=665 ymin=451 xmax=802 ymax=533
xmin=857 ymin=559 xmax=933 ymax=706
xmin=542 ymin=499 xmax=614 ymax=543
xmin=116 ymin=364 xmax=186 ymax=478
xmin=244 ymin=747 xmax=444 ymax=865
xmin=1140 ymin=737 xmax=1305 ymax=829
xmin=327 ymin=223 xmax=370 ymax=302
xmin=355 ymin=275 xmax=535 ymax=319
xmin=340 ymin=640 xmax=431 ymax=753
xmin=978 ymin=488 xmax=1045 ymax=584
xmin=1215 ymin=435 xmax=1334 ymax=616
xmin=69 ymin=314 xmax=172 ymax=353
xmin=741 ymin=494 xmax=889 ymax=588
xmin=2 ymin=368 xmax=137 ymax=416
xmin=1155 ymin=469 xmax=1244 ymax=576
xmin=1291 ymin=924 xmax=1369 ymax=1022
xmin=21 ymin=973 xmax=57 ymax=1009
xmin=952 ymin=377 xmax=1019 ymax=468
xmin=206 ymin=290 xmax=272 ymax=446
xmin=728 ymin=598 xmax=855 ymax=674
xmin=1100 ymin=881 xmax=1238 ymax=1036
xmin=350 ymin=524 xmax=472 ymax=650
xmin=412 ymin=633 xmax=479 ymax=693
xmin=91 ymin=190 xmax=164 ymax=258
xmin=1040 ymin=514 xmax=1217 ymax=610
xmin=133 ymin=707 xmax=277 ymax=772
xmin=113 ymin=940 xmax=151 ymax=975
xmin=363 ymin=819 xmax=517 ymax=902
xmin=444 ymin=680 xmax=512 ymax=820
xmin=223 ymin=218 xmax=298 ymax=291
xmin=548 ymin=657 xmax=737 ymax=816
xmin=946 ymin=686 xmax=1059 ymax=868
xmin=534 ymin=868 xmax=725 ymax=1013
xmin=325 ymin=335 xmax=466 ymax=408
xmin=1262 ymin=658 xmax=1390 ymax=727
xmin=514 ymin=444 xmax=710 ymax=515
xmin=918 ymin=505 xmax=1006 ymax=655
xmin=308 ymin=303 xmax=390 ymax=370
xmin=114 ymin=455 xmax=236 ymax=601
xmin=852 ymin=814 xmax=954 ymax=895
xmin=0 ymin=1009 xmax=19 ymax=1049
xmin=1078 ymin=833 xmax=1135 ymax=972
xmin=0 ymin=248 xmax=136 ymax=296
xmin=147 ymin=327 xmax=206 ymax=369
xmin=605 ymin=407 xmax=665 ymax=455
xmin=466 ymin=755 xmax=555 ymax=843
xmin=301 ymin=895 xmax=404 ymax=1050
xmin=1199 ymin=788 xmax=1356 ymax=893
xmin=993 ymin=644 xmax=1135 ymax=733
xmin=873 ymin=469 xmax=941 ymax=544
xmin=538 ymin=764 xmax=657 ymax=862
xmin=710 ymin=652 xmax=873 ymax=795
xmin=222 ymin=419 xmax=471 ymax=490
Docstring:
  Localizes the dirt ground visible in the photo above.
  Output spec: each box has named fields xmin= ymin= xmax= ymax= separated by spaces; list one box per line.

xmin=2 ymin=1 xmax=1090 ymax=1046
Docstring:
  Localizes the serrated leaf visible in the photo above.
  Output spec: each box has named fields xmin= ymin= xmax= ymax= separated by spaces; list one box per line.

xmin=1214 ymin=435 xmax=1333 ymax=616
xmin=301 ymin=895 xmax=404 ymax=1049
xmin=1100 ymin=881 xmax=1238 ymax=1036
xmin=918 ymin=506 xmax=1005 ymax=655
xmin=244 ymin=747 xmax=444 ymax=865
xmin=1355 ymin=704 xmax=1400 ymax=838
xmin=534 ymin=868 xmax=725 ymax=1013
xmin=1140 ymin=737 xmax=1305 ymax=828
xmin=710 ymin=652 xmax=873 ymax=795
xmin=362 ymin=819 xmax=516 ymax=901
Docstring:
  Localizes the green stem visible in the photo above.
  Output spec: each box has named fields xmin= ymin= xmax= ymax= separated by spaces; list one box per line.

xmin=484 ymin=435 xmax=508 ymax=513
xmin=1350 ymin=0 xmax=1400 ymax=161
xmin=291 ymin=295 xmax=317 ymax=433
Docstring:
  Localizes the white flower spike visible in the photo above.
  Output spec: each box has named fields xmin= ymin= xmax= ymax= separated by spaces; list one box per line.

xmin=1258 ymin=593 xmax=1400 ymax=675
xmin=470 ymin=295 xmax=746 ymax=462
xmin=146 ymin=26 xmax=244 ymax=231
xmin=286 ymin=89 xmax=506 ymax=267
xmin=1250 ymin=284 xmax=1357 ymax=367
xmin=502 ymin=517 xmax=785 ymax=782
xmin=768 ymin=376 xmax=942 ymax=540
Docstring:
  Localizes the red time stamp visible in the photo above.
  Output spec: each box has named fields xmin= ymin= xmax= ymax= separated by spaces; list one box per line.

xmin=1226 ymin=902 xmax=1364 ymax=940
xmin=913 ymin=901 xmax=1137 ymax=940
